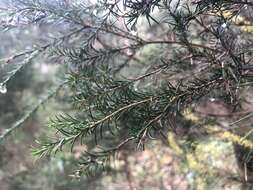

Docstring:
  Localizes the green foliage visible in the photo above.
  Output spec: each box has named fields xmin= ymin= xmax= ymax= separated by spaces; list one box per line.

xmin=1 ymin=0 xmax=253 ymax=187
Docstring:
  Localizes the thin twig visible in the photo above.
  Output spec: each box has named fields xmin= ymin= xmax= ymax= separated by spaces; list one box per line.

xmin=0 ymin=81 xmax=65 ymax=143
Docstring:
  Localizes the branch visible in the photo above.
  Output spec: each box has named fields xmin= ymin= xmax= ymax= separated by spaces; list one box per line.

xmin=0 ymin=81 xmax=65 ymax=143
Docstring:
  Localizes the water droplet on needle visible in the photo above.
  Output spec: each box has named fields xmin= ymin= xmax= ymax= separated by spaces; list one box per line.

xmin=0 ymin=83 xmax=7 ymax=94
